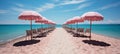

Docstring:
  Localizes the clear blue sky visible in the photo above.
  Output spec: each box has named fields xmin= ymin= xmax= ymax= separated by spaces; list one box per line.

xmin=0 ymin=0 xmax=120 ymax=24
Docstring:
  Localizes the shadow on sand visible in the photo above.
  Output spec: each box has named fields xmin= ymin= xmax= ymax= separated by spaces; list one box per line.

xmin=82 ymin=40 xmax=111 ymax=47
xmin=73 ymin=34 xmax=89 ymax=38
xmin=33 ymin=34 xmax=47 ymax=38
xmin=33 ymin=31 xmax=53 ymax=38
xmin=13 ymin=39 xmax=40 ymax=47
xmin=33 ymin=36 xmax=45 ymax=38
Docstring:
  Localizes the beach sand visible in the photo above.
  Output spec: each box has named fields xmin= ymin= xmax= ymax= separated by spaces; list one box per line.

xmin=0 ymin=28 xmax=120 ymax=54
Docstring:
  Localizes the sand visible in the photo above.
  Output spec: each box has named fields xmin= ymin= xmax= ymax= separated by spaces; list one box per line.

xmin=0 ymin=28 xmax=120 ymax=54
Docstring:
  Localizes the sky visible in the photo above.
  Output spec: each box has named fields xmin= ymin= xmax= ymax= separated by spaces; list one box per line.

xmin=0 ymin=0 xmax=120 ymax=24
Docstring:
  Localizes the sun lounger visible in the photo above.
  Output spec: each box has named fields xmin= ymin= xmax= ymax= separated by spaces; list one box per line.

xmin=26 ymin=30 xmax=32 ymax=40
xmin=32 ymin=29 xmax=39 ymax=37
xmin=84 ymin=28 xmax=90 ymax=36
xmin=26 ymin=30 xmax=32 ymax=36
xmin=76 ymin=28 xmax=84 ymax=36
xmin=32 ymin=29 xmax=37 ymax=34
xmin=85 ymin=28 xmax=90 ymax=33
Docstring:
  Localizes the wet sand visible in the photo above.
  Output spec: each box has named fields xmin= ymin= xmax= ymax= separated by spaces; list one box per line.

xmin=0 ymin=28 xmax=120 ymax=54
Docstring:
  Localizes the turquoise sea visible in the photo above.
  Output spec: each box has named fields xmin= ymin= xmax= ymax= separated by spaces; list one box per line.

xmin=67 ymin=24 xmax=120 ymax=38
xmin=0 ymin=24 xmax=120 ymax=43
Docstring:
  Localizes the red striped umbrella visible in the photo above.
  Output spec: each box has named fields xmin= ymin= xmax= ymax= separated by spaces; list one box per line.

xmin=19 ymin=11 xmax=42 ymax=20
xmin=81 ymin=12 xmax=104 ymax=40
xmin=75 ymin=18 xmax=84 ymax=29
xmin=35 ymin=17 xmax=48 ymax=28
xmin=74 ymin=17 xmax=84 ymax=23
xmin=46 ymin=20 xmax=56 ymax=27
xmin=18 ymin=10 xmax=42 ymax=40
xmin=35 ymin=18 xmax=48 ymax=23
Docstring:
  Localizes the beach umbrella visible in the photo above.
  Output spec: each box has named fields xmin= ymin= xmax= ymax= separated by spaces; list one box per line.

xmin=50 ymin=21 xmax=56 ymax=25
xmin=46 ymin=20 xmax=52 ymax=28
xmin=35 ymin=18 xmax=48 ymax=28
xmin=46 ymin=20 xmax=56 ymax=28
xmin=71 ymin=16 xmax=84 ymax=28
xmin=68 ymin=18 xmax=75 ymax=28
xmin=64 ymin=18 xmax=74 ymax=28
xmin=35 ymin=18 xmax=48 ymax=23
xmin=41 ymin=17 xmax=49 ymax=28
xmin=63 ymin=22 xmax=67 ymax=28
xmin=19 ymin=10 xmax=42 ymax=40
xmin=81 ymin=12 xmax=103 ymax=40
xmin=71 ymin=16 xmax=84 ymax=37
xmin=35 ymin=18 xmax=43 ymax=28
xmin=75 ymin=18 xmax=84 ymax=36
xmin=35 ymin=17 xmax=50 ymax=36
xmin=75 ymin=18 xmax=84 ymax=32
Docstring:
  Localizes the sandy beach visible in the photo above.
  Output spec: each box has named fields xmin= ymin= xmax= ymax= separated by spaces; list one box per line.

xmin=0 ymin=28 xmax=120 ymax=54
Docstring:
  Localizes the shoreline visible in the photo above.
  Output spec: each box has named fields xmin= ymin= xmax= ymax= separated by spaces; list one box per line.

xmin=0 ymin=33 xmax=26 ymax=44
xmin=0 ymin=34 xmax=26 ymax=46
xmin=92 ymin=33 xmax=120 ymax=40
xmin=0 ymin=31 xmax=120 ymax=46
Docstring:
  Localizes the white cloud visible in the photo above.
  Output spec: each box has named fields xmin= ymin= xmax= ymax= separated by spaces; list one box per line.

xmin=36 ymin=3 xmax=55 ymax=12
xmin=0 ymin=10 xmax=8 ymax=14
xmin=35 ymin=0 xmax=86 ymax=12
xmin=58 ymin=0 xmax=86 ymax=6
xmin=33 ymin=0 xmax=86 ymax=12
xmin=97 ymin=2 xmax=120 ymax=10
xmin=15 ymin=3 xmax=24 ymax=7
xmin=53 ymin=0 xmax=59 ymax=2
xmin=12 ymin=7 xmax=27 ymax=12
xmin=63 ymin=2 xmax=92 ymax=12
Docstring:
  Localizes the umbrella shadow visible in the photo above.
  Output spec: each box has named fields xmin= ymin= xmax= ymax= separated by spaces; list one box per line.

xmin=73 ymin=34 xmax=89 ymax=38
xmin=33 ymin=34 xmax=47 ymax=38
xmin=67 ymin=31 xmax=73 ymax=34
xmin=82 ymin=40 xmax=111 ymax=47
xmin=32 ymin=30 xmax=54 ymax=38
xmin=13 ymin=39 xmax=40 ymax=47
xmin=33 ymin=36 xmax=45 ymax=38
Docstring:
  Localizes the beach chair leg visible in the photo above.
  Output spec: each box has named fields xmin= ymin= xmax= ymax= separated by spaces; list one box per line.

xmin=26 ymin=36 xmax=27 ymax=40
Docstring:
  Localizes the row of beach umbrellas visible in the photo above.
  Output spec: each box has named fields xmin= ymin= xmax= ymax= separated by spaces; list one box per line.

xmin=18 ymin=10 xmax=56 ymax=40
xmin=64 ymin=12 xmax=104 ymax=40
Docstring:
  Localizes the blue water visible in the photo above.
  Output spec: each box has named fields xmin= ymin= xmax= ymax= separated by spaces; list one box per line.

xmin=0 ymin=24 xmax=120 ymax=43
xmin=67 ymin=24 xmax=120 ymax=39
xmin=0 ymin=24 xmax=54 ymax=43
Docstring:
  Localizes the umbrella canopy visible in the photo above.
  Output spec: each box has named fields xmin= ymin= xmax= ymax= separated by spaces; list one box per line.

xmin=71 ymin=16 xmax=84 ymax=34
xmin=71 ymin=16 xmax=84 ymax=28
xmin=18 ymin=10 xmax=42 ymax=40
xmin=66 ymin=18 xmax=76 ymax=24
xmin=81 ymin=12 xmax=103 ymax=21
xmin=76 ymin=17 xmax=84 ymax=22
xmin=35 ymin=18 xmax=49 ymax=29
xmin=81 ymin=12 xmax=104 ymax=40
xmin=19 ymin=11 xmax=42 ymax=20
xmin=75 ymin=18 xmax=84 ymax=29
xmin=35 ymin=18 xmax=48 ymax=23
xmin=72 ymin=16 xmax=84 ymax=23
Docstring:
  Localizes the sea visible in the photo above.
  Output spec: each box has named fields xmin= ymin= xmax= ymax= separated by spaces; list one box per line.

xmin=0 ymin=24 xmax=120 ymax=43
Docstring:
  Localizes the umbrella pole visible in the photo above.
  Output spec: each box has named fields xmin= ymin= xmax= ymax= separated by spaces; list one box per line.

xmin=41 ymin=23 xmax=43 ymax=36
xmin=90 ymin=21 xmax=92 ymax=40
xmin=30 ymin=20 xmax=33 ymax=40
xmin=41 ymin=23 xmax=43 ymax=28
xmin=41 ymin=23 xmax=42 ymax=28
xmin=77 ymin=22 xmax=78 ymax=29
xmin=76 ymin=22 xmax=78 ymax=36
xmin=71 ymin=24 xmax=72 ymax=29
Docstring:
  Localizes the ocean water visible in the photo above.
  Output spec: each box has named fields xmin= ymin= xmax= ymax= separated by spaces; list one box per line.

xmin=0 ymin=24 xmax=53 ymax=43
xmin=67 ymin=24 xmax=120 ymax=39
xmin=0 ymin=24 xmax=120 ymax=43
